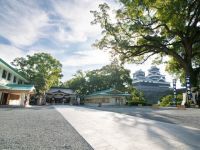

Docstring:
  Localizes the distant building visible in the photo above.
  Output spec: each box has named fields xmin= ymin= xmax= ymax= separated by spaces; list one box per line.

xmin=84 ymin=88 xmax=130 ymax=106
xmin=0 ymin=58 xmax=35 ymax=106
xmin=133 ymin=66 xmax=171 ymax=104
xmin=46 ymin=87 xmax=76 ymax=104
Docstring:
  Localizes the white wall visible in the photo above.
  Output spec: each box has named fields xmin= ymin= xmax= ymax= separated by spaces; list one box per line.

xmin=85 ymin=97 xmax=126 ymax=106
xmin=0 ymin=62 xmax=27 ymax=85
xmin=0 ymin=92 xmax=2 ymax=104
xmin=110 ymin=98 xmax=116 ymax=105
xmin=7 ymin=93 xmax=21 ymax=106
xmin=9 ymin=98 xmax=21 ymax=105
xmin=20 ymin=93 xmax=25 ymax=106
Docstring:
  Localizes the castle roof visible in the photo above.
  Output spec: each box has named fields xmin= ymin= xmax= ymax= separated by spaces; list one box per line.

xmin=133 ymin=66 xmax=170 ymax=87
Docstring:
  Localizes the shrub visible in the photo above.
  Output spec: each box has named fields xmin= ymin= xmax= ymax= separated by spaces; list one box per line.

xmin=128 ymin=100 xmax=146 ymax=106
xmin=160 ymin=94 xmax=183 ymax=107
xmin=127 ymin=88 xmax=146 ymax=106
xmin=160 ymin=95 xmax=173 ymax=107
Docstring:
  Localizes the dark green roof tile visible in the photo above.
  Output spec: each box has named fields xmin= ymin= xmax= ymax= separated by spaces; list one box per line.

xmin=6 ymin=84 xmax=34 ymax=91
xmin=85 ymin=88 xmax=130 ymax=98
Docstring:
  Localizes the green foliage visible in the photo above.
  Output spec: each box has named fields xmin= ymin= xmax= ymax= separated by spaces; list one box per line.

xmin=12 ymin=53 xmax=62 ymax=94
xmin=127 ymin=87 xmax=146 ymax=105
xmin=64 ymin=70 xmax=87 ymax=95
xmin=165 ymin=57 xmax=186 ymax=85
xmin=64 ymin=60 xmax=132 ymax=95
xmin=160 ymin=95 xmax=173 ymax=107
xmin=160 ymin=94 xmax=183 ymax=107
xmin=91 ymin=0 xmax=200 ymax=87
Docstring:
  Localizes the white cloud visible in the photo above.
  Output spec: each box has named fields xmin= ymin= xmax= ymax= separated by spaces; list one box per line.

xmin=0 ymin=44 xmax=25 ymax=62
xmin=0 ymin=0 xmax=49 ymax=46
xmin=51 ymin=0 xmax=109 ymax=43
xmin=63 ymin=49 xmax=111 ymax=67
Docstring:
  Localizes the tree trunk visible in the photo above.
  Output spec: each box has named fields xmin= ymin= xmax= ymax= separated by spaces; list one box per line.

xmin=181 ymin=38 xmax=196 ymax=87
xmin=185 ymin=65 xmax=198 ymax=88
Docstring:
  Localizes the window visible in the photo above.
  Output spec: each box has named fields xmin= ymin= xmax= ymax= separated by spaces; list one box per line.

xmin=13 ymin=76 xmax=17 ymax=83
xmin=2 ymin=70 xmax=7 ymax=79
xmin=9 ymin=94 xmax=20 ymax=100
xmin=7 ymin=72 xmax=11 ymax=81
xmin=18 ymin=80 xmax=22 ymax=84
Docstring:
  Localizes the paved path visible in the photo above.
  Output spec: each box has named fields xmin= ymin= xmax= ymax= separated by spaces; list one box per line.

xmin=0 ymin=106 xmax=92 ymax=150
xmin=55 ymin=105 xmax=200 ymax=150
xmin=84 ymin=106 xmax=200 ymax=129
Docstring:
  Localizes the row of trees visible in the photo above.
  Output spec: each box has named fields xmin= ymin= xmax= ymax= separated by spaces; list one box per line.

xmin=64 ymin=60 xmax=145 ymax=104
xmin=64 ymin=60 xmax=133 ymax=95
xmin=12 ymin=53 xmax=145 ymax=105
xmin=12 ymin=53 xmax=144 ymax=105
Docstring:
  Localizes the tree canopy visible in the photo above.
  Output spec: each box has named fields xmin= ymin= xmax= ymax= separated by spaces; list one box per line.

xmin=91 ymin=0 xmax=200 ymax=87
xmin=12 ymin=53 xmax=62 ymax=94
xmin=64 ymin=70 xmax=87 ymax=95
xmin=64 ymin=61 xmax=132 ymax=95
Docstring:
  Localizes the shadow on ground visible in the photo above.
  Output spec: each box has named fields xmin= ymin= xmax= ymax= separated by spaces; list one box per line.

xmin=111 ymin=112 xmax=200 ymax=149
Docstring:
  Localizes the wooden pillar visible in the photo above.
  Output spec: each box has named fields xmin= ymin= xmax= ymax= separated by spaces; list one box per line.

xmin=27 ymin=93 xmax=30 ymax=105
xmin=6 ymin=93 xmax=10 ymax=105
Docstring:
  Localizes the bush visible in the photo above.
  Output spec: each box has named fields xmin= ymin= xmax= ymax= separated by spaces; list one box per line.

xmin=160 ymin=95 xmax=173 ymax=107
xmin=160 ymin=94 xmax=183 ymax=107
xmin=128 ymin=100 xmax=146 ymax=106
xmin=127 ymin=88 xmax=146 ymax=106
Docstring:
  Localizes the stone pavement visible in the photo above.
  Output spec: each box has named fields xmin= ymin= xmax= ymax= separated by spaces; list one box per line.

xmin=84 ymin=106 xmax=200 ymax=129
xmin=0 ymin=106 xmax=92 ymax=150
xmin=55 ymin=105 xmax=200 ymax=150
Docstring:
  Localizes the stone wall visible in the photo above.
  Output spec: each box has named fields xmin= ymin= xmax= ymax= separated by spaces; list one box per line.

xmin=134 ymin=85 xmax=172 ymax=104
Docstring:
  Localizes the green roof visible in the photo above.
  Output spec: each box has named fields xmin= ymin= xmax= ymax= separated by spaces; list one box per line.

xmin=0 ymin=58 xmax=28 ymax=81
xmin=85 ymin=88 xmax=130 ymax=98
xmin=0 ymin=84 xmax=35 ymax=91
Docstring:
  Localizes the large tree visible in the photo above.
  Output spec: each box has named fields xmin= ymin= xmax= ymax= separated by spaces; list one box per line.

xmin=12 ymin=53 xmax=62 ymax=94
xmin=91 ymin=0 xmax=200 ymax=87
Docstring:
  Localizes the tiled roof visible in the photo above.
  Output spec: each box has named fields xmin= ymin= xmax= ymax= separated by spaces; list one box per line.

xmin=47 ymin=87 xmax=75 ymax=95
xmin=0 ymin=84 xmax=35 ymax=91
xmin=85 ymin=88 xmax=130 ymax=98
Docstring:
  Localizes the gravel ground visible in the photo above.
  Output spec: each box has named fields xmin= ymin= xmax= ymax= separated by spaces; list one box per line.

xmin=0 ymin=106 xmax=93 ymax=150
xmin=84 ymin=105 xmax=200 ymax=129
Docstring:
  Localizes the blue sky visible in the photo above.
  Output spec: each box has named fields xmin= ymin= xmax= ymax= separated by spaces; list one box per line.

xmin=0 ymin=0 xmax=177 ymax=87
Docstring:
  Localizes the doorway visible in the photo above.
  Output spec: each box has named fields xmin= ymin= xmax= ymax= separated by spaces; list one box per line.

xmin=0 ymin=93 xmax=9 ymax=105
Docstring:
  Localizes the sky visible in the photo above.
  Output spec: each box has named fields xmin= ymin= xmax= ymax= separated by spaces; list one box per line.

xmin=0 ymin=0 xmax=180 ymax=87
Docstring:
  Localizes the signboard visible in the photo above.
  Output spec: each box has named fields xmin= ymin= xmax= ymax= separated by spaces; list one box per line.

xmin=173 ymin=79 xmax=177 ymax=105
xmin=186 ymin=76 xmax=192 ymax=100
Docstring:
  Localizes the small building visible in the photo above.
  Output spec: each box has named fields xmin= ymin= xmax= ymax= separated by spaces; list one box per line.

xmin=46 ymin=87 xmax=76 ymax=104
xmin=84 ymin=89 xmax=130 ymax=106
xmin=0 ymin=58 xmax=35 ymax=106
xmin=133 ymin=66 xmax=171 ymax=104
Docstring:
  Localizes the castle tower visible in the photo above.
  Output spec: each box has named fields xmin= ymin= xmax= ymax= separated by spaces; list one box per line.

xmin=133 ymin=66 xmax=170 ymax=104
xmin=133 ymin=70 xmax=145 ymax=82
